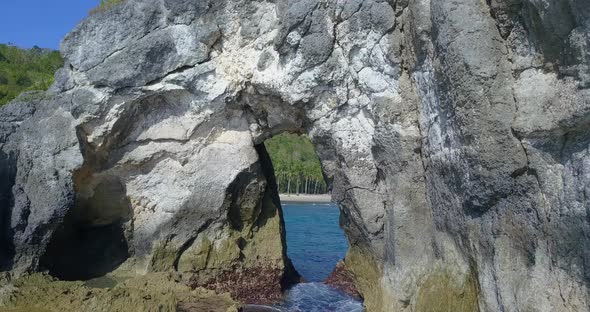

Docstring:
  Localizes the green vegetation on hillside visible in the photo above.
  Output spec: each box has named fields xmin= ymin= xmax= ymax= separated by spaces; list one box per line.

xmin=92 ymin=0 xmax=125 ymax=13
xmin=0 ymin=44 xmax=63 ymax=106
xmin=265 ymin=133 xmax=328 ymax=194
xmin=99 ymin=0 xmax=124 ymax=5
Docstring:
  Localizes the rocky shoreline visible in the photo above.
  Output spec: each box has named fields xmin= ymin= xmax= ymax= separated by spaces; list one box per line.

xmin=0 ymin=272 xmax=240 ymax=312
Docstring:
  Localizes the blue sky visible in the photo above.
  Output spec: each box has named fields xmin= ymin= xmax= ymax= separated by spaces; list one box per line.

xmin=0 ymin=1 xmax=97 ymax=50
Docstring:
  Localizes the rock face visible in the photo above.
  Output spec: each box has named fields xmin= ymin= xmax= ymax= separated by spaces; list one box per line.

xmin=0 ymin=0 xmax=589 ymax=311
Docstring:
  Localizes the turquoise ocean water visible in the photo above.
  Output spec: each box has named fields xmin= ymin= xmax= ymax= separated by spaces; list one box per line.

xmin=271 ymin=202 xmax=364 ymax=312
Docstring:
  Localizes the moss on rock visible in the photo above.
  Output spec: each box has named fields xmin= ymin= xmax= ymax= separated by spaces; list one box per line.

xmin=345 ymin=245 xmax=386 ymax=312
xmin=207 ymin=235 xmax=243 ymax=269
xmin=177 ymin=177 xmax=288 ymax=277
xmin=346 ymin=245 xmax=481 ymax=312
xmin=415 ymin=268 xmax=480 ymax=312
xmin=240 ymin=193 xmax=286 ymax=268
xmin=176 ymin=169 xmax=296 ymax=304
xmin=0 ymin=272 xmax=239 ymax=312
xmin=149 ymin=242 xmax=179 ymax=272
xmin=178 ymin=237 xmax=213 ymax=272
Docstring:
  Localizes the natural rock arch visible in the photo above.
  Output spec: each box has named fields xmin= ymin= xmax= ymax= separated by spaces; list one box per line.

xmin=1 ymin=0 xmax=589 ymax=311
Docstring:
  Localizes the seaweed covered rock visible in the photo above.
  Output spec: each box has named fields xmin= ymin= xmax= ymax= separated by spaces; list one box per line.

xmin=0 ymin=272 xmax=239 ymax=312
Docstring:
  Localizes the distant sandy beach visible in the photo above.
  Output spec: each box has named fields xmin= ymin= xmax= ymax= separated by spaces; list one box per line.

xmin=279 ymin=193 xmax=332 ymax=203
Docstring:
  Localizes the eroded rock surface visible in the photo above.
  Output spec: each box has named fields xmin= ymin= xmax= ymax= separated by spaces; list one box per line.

xmin=0 ymin=0 xmax=589 ymax=311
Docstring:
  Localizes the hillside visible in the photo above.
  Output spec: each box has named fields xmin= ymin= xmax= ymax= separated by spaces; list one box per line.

xmin=0 ymin=44 xmax=63 ymax=106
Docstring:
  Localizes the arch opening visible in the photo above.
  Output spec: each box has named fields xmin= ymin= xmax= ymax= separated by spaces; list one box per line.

xmin=260 ymin=132 xmax=363 ymax=310
xmin=31 ymin=84 xmax=366 ymax=307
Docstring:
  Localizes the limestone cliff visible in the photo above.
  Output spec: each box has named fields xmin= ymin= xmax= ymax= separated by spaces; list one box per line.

xmin=1 ymin=0 xmax=589 ymax=311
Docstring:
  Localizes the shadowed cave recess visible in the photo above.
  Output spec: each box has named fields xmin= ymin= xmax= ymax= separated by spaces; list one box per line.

xmin=38 ymin=121 xmax=353 ymax=303
xmin=38 ymin=130 xmax=357 ymax=306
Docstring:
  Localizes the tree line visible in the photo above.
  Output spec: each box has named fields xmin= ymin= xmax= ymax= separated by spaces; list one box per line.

xmin=0 ymin=44 xmax=63 ymax=106
xmin=265 ymin=133 xmax=328 ymax=195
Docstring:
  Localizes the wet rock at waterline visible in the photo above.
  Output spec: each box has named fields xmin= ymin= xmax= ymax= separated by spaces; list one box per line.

xmin=325 ymin=260 xmax=360 ymax=299
xmin=1 ymin=0 xmax=590 ymax=311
